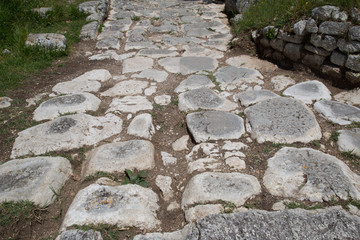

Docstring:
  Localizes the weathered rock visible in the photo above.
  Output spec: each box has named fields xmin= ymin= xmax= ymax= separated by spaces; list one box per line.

xmin=335 ymin=88 xmax=360 ymax=105
xmin=225 ymin=0 xmax=256 ymax=14
xmin=312 ymin=5 xmax=340 ymax=21
xmin=338 ymin=39 xmax=360 ymax=53
xmin=33 ymin=93 xmax=101 ymax=121
xmin=270 ymin=75 xmax=295 ymax=91
xmin=349 ymin=26 xmax=360 ymax=41
xmin=55 ymin=229 xmax=103 ymax=240
xmin=175 ymin=75 xmax=215 ymax=93
xmin=25 ymin=33 xmax=66 ymax=50
xmin=138 ymin=49 xmax=178 ymax=58
xmin=245 ymin=97 xmax=321 ymax=143
xmin=0 ymin=97 xmax=12 ymax=109
xmin=283 ymin=43 xmax=303 ymax=61
xmin=127 ymin=113 xmax=155 ymax=139
xmin=310 ymin=34 xmax=337 ymax=52
xmin=270 ymin=39 xmax=285 ymax=52
xmin=0 ymin=157 xmax=72 ymax=207
xmin=185 ymin=204 xmax=223 ymax=223
xmin=345 ymin=54 xmax=360 ymax=71
xmin=32 ymin=7 xmax=52 ymax=17
xmin=101 ymin=80 xmax=148 ymax=97
xmin=185 ymin=207 xmax=360 ymax=239
xmin=133 ymin=224 xmax=194 ymax=240
xmin=318 ymin=21 xmax=351 ymax=36
xmin=332 ymin=11 xmax=348 ymax=21
xmin=330 ymin=51 xmax=347 ymax=66
xmin=277 ymin=31 xmax=304 ymax=44
xmin=132 ymin=69 xmax=168 ymax=83
xmin=306 ymin=18 xmax=318 ymax=33
xmin=236 ymin=90 xmax=279 ymax=107
xmin=107 ymin=96 xmax=153 ymax=113
xmin=282 ymin=80 xmax=331 ymax=104
xmin=123 ymin=57 xmax=154 ymax=73
xmin=225 ymin=157 xmax=246 ymax=170
xmin=338 ymin=128 xmax=360 ymax=157
xmin=11 ymin=114 xmax=122 ymax=158
xmin=172 ymin=135 xmax=189 ymax=151
xmin=158 ymin=57 xmax=218 ymax=75
xmin=294 ymin=20 xmax=307 ymax=36
xmin=226 ymin=55 xmax=278 ymax=72
xmin=304 ymin=44 xmax=331 ymax=56
xmin=214 ymin=66 xmax=264 ymax=87
xmin=179 ymin=87 xmax=237 ymax=111
xmin=263 ymin=147 xmax=360 ymax=202
xmin=314 ymin=100 xmax=360 ymax=125
xmin=80 ymin=21 xmax=99 ymax=40
xmin=186 ymin=111 xmax=245 ymax=143
xmin=154 ymin=95 xmax=171 ymax=105
xmin=161 ymin=152 xmax=177 ymax=166
xmin=182 ymin=172 xmax=261 ymax=209
xmin=155 ymin=175 xmax=173 ymax=201
xmin=351 ymin=8 xmax=360 ymax=24
xmin=346 ymin=71 xmax=360 ymax=85
xmin=321 ymin=65 xmax=342 ymax=79
xmin=96 ymin=37 xmax=120 ymax=50
xmin=60 ymin=184 xmax=160 ymax=231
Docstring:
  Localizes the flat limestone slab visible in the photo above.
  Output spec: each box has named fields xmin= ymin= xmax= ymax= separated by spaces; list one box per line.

xmin=181 ymin=172 xmax=261 ymax=209
xmin=11 ymin=114 xmax=122 ymax=158
xmin=245 ymin=97 xmax=321 ymax=143
xmin=178 ymin=87 xmax=237 ymax=111
xmin=186 ymin=111 xmax=245 ymax=143
xmin=335 ymin=88 xmax=360 ymax=106
xmin=0 ymin=157 xmax=72 ymax=207
xmin=226 ymin=55 xmax=278 ymax=72
xmin=174 ymin=75 xmax=215 ymax=93
xmin=338 ymin=128 xmax=360 ymax=157
xmin=82 ymin=140 xmax=155 ymax=177
xmin=137 ymin=49 xmax=178 ymax=58
xmin=132 ymin=69 xmax=168 ymax=82
xmin=101 ymin=80 xmax=149 ymax=97
xmin=271 ymin=75 xmax=296 ymax=91
xmin=55 ymin=229 xmax=102 ymax=240
xmin=122 ymin=57 xmax=154 ymax=73
xmin=107 ymin=96 xmax=153 ymax=113
xmin=214 ymin=66 xmax=264 ymax=87
xmin=60 ymin=184 xmax=160 ymax=231
xmin=236 ymin=90 xmax=279 ymax=107
xmin=283 ymin=80 xmax=332 ymax=104
xmin=185 ymin=208 xmax=360 ymax=239
xmin=263 ymin=147 xmax=360 ymax=202
xmin=314 ymin=100 xmax=360 ymax=125
xmin=158 ymin=57 xmax=218 ymax=75
xmin=33 ymin=93 xmax=101 ymax=121
xmin=127 ymin=113 xmax=155 ymax=139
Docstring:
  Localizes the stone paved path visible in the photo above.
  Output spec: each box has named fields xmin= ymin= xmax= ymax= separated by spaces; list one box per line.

xmin=2 ymin=0 xmax=360 ymax=239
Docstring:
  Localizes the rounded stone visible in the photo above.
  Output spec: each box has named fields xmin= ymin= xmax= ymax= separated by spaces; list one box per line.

xmin=314 ymin=100 xmax=360 ymax=125
xmin=338 ymin=128 xmax=360 ymax=157
xmin=282 ymin=80 xmax=331 ymax=104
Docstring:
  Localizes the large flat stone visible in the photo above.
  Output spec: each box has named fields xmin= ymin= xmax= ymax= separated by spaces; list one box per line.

xmin=82 ymin=140 xmax=155 ymax=177
xmin=186 ymin=111 xmax=245 ymax=143
xmin=158 ymin=57 xmax=218 ymax=75
xmin=25 ymin=33 xmax=66 ymax=50
xmin=0 ymin=157 xmax=72 ymax=207
xmin=174 ymin=75 xmax=215 ymax=93
xmin=178 ymin=87 xmax=237 ymax=111
xmin=182 ymin=172 xmax=261 ymax=209
xmin=134 ymin=224 xmax=194 ymax=240
xmin=60 ymin=184 xmax=160 ymax=231
xmin=11 ymin=114 xmax=122 ymax=158
xmin=101 ymin=80 xmax=148 ymax=97
xmin=314 ymin=100 xmax=360 ymax=125
xmin=236 ymin=90 xmax=279 ymax=107
xmin=245 ymin=97 xmax=321 ymax=143
xmin=226 ymin=55 xmax=278 ymax=72
xmin=137 ymin=49 xmax=178 ymax=58
xmin=122 ymin=57 xmax=154 ymax=73
xmin=33 ymin=93 xmax=101 ymax=121
xmin=132 ymin=69 xmax=168 ymax=83
xmin=263 ymin=147 xmax=360 ymax=202
xmin=127 ymin=113 xmax=155 ymax=139
xmin=283 ymin=80 xmax=332 ymax=104
xmin=335 ymin=88 xmax=360 ymax=106
xmin=338 ymin=128 xmax=360 ymax=157
xmin=270 ymin=75 xmax=295 ymax=91
xmin=107 ymin=96 xmax=153 ymax=113
xmin=214 ymin=66 xmax=264 ymax=88
xmin=185 ymin=208 xmax=360 ymax=239
xmin=55 ymin=229 xmax=103 ymax=240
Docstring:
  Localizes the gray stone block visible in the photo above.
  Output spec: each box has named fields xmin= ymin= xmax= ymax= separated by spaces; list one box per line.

xmin=237 ymin=90 xmax=279 ymax=107
xmin=56 ymin=229 xmax=103 ymax=240
xmin=304 ymin=44 xmax=331 ymax=56
xmin=312 ymin=5 xmax=340 ymax=21
xmin=338 ymin=128 xmax=360 ymax=157
xmin=294 ymin=20 xmax=307 ymax=36
xmin=349 ymin=26 xmax=360 ymax=41
xmin=318 ymin=21 xmax=351 ymax=36
xmin=346 ymin=54 xmax=360 ymax=71
xmin=25 ymin=33 xmax=66 ymax=50
xmin=302 ymin=54 xmax=325 ymax=69
xmin=270 ymin=39 xmax=284 ymax=52
xmin=338 ymin=39 xmax=360 ymax=54
xmin=305 ymin=18 xmax=318 ymax=33
xmin=174 ymin=75 xmax=215 ymax=93
xmin=314 ymin=100 xmax=360 ymax=125
xmin=80 ymin=21 xmax=99 ymax=40
xmin=330 ymin=51 xmax=347 ymax=66
xmin=310 ymin=34 xmax=337 ymax=51
xmin=283 ymin=43 xmax=303 ymax=62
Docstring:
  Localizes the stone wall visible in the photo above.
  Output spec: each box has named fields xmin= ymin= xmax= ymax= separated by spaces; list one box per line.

xmin=251 ymin=5 xmax=360 ymax=88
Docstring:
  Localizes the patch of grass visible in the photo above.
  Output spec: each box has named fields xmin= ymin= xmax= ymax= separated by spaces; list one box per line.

xmin=340 ymin=150 xmax=359 ymax=164
xmin=122 ymin=169 xmax=149 ymax=188
xmin=285 ymin=202 xmax=323 ymax=210
xmin=83 ymin=171 xmax=119 ymax=182
xmin=347 ymin=122 xmax=360 ymax=128
xmin=311 ymin=140 xmax=321 ymax=148
xmin=131 ymin=16 xmax=140 ymax=21
xmin=349 ymin=199 xmax=360 ymax=210
xmin=0 ymin=201 xmax=46 ymax=227
xmin=204 ymin=72 xmax=222 ymax=92
xmin=329 ymin=131 xmax=340 ymax=142
xmin=222 ymin=202 xmax=236 ymax=213
xmin=170 ymin=97 xmax=179 ymax=106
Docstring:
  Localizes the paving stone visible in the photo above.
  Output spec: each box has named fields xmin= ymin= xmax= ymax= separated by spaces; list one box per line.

xmin=137 ymin=49 xmax=178 ymax=58
xmin=314 ymin=100 xmax=360 ymax=125
xmin=158 ymin=57 xmax=218 ymax=75
xmin=25 ymin=33 xmax=66 ymax=50
xmin=172 ymin=135 xmax=189 ymax=151
xmin=60 ymin=184 xmax=160 ymax=231
xmin=263 ymin=147 xmax=360 ymax=202
xmin=132 ymin=69 xmax=168 ymax=82
xmin=0 ymin=157 xmax=72 ymax=207
xmin=179 ymin=87 xmax=237 ymax=112
xmin=214 ymin=66 xmax=264 ymax=89
xmin=283 ymin=80 xmax=332 ymax=104
xmin=89 ymin=51 xmax=136 ymax=61
xmin=127 ymin=113 xmax=155 ymax=139
xmin=174 ymin=75 xmax=215 ymax=93
xmin=335 ymin=88 xmax=360 ymax=105
xmin=245 ymin=97 xmax=321 ymax=143
xmin=155 ymin=175 xmax=173 ymax=201
xmin=95 ymin=37 xmax=120 ymax=50
xmin=101 ymin=80 xmax=148 ymax=97
xmin=144 ymin=86 xmax=157 ymax=96
xmin=11 ymin=114 xmax=122 ymax=158
xmin=270 ymin=75 xmax=296 ymax=91
xmin=226 ymin=56 xmax=278 ymax=72
xmin=162 ymin=36 xmax=203 ymax=45
xmin=187 ymin=157 xmax=220 ymax=174
xmin=123 ymin=57 xmax=154 ymax=73
xmin=55 ymin=229 xmax=103 ymax=240
xmin=225 ymin=157 xmax=246 ymax=170
xmin=185 ymin=207 xmax=360 ymax=239
xmin=83 ymin=140 xmax=155 ymax=177
xmin=182 ymin=43 xmax=224 ymax=59
xmin=0 ymin=97 xmax=12 ymax=109
xmin=80 ymin=21 xmax=99 ymax=40
xmin=97 ymin=30 xmax=124 ymax=40
xmin=186 ymin=143 xmax=220 ymax=162
xmin=182 ymin=172 xmax=261 ymax=209
xmin=133 ymin=224 xmax=194 ymax=240
xmin=107 ymin=96 xmax=153 ymax=113
xmin=154 ymin=95 xmax=171 ymax=105
xmin=186 ymin=111 xmax=245 ymax=143
xmin=185 ymin=204 xmax=223 ymax=223
xmin=33 ymin=93 xmax=101 ymax=121
xmin=236 ymin=90 xmax=279 ymax=107
xmin=161 ymin=151 xmax=177 ymax=166
xmin=337 ymin=128 xmax=360 ymax=157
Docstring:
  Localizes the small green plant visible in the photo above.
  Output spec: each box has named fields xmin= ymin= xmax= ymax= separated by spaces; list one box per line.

xmin=0 ymin=201 xmax=45 ymax=227
xmin=265 ymin=27 xmax=276 ymax=40
xmin=340 ymin=150 xmax=358 ymax=163
xmin=347 ymin=122 xmax=360 ymax=128
xmin=204 ymin=73 xmax=222 ymax=92
xmin=285 ymin=202 xmax=323 ymax=210
xmin=122 ymin=169 xmax=149 ymax=188
xmin=349 ymin=199 xmax=360 ymax=210
xmin=222 ymin=202 xmax=236 ymax=213
xmin=206 ymin=27 xmax=216 ymax=32
xmin=170 ymin=98 xmax=179 ymax=106
xmin=131 ymin=16 xmax=140 ymax=21
xmin=311 ymin=140 xmax=321 ymax=148
xmin=329 ymin=131 xmax=340 ymax=142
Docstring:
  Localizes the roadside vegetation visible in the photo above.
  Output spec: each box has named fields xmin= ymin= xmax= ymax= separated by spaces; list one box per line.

xmin=0 ymin=0 xmax=89 ymax=96
xmin=232 ymin=0 xmax=360 ymax=35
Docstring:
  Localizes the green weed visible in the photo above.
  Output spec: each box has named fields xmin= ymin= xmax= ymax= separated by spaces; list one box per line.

xmin=131 ymin=16 xmax=140 ymax=21
xmin=122 ymin=169 xmax=149 ymax=188
xmin=0 ymin=201 xmax=45 ymax=227
xmin=329 ymin=131 xmax=340 ymax=142
xmin=311 ymin=140 xmax=321 ymax=148
xmin=285 ymin=202 xmax=323 ymax=210
xmin=347 ymin=122 xmax=360 ymax=128
xmin=340 ymin=150 xmax=359 ymax=164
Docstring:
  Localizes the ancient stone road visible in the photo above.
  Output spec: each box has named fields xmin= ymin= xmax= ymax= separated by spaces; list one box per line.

xmin=2 ymin=0 xmax=360 ymax=239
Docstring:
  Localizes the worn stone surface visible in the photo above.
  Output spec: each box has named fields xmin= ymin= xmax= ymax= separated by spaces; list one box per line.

xmin=245 ymin=97 xmax=321 ymax=143
xmin=172 ymin=135 xmax=189 ymax=151
xmin=33 ymin=93 xmax=101 ymax=121
xmin=158 ymin=57 xmax=218 ymax=75
xmin=237 ymin=90 xmax=279 ymax=107
xmin=83 ymin=140 xmax=155 ymax=177
xmin=133 ymin=224 xmax=194 ymax=240
xmin=226 ymin=55 xmax=278 ymax=72
xmin=155 ymin=175 xmax=173 ymax=201
xmin=335 ymin=88 xmax=360 ymax=105
xmin=179 ymin=87 xmax=237 ymax=111
xmin=345 ymin=54 xmax=360 ymax=72
xmin=174 ymin=75 xmax=215 ymax=93
xmin=314 ymin=100 xmax=360 ymax=125
xmin=107 ymin=96 xmax=153 ymax=113
xmin=25 ymin=33 xmax=66 ymax=50
xmin=312 ymin=5 xmax=340 ymax=21
xmin=270 ymin=75 xmax=295 ymax=91
xmin=55 ymin=229 xmax=103 ymax=240
xmin=80 ymin=21 xmax=99 ymax=40
xmin=349 ymin=26 xmax=360 ymax=41
xmin=101 ymin=80 xmax=148 ymax=97
xmin=161 ymin=152 xmax=177 ymax=166
xmin=283 ymin=43 xmax=303 ymax=61
xmin=263 ymin=147 xmax=360 ymax=202
xmin=185 ymin=204 xmax=223 ymax=223
xmin=0 ymin=97 xmax=12 ymax=109
xmin=310 ymin=34 xmax=337 ymax=52
xmin=61 ymin=184 xmax=160 ymax=231
xmin=282 ymin=80 xmax=332 ymax=104
xmin=132 ymin=69 xmax=168 ymax=83
xmin=11 ymin=114 xmax=122 ymax=158
xmin=123 ymin=57 xmax=154 ymax=73
xmin=318 ymin=21 xmax=351 ymax=36
xmin=338 ymin=128 xmax=360 ymax=157
xmin=182 ymin=172 xmax=261 ymax=209
xmin=127 ymin=113 xmax=155 ymax=139
xmin=0 ymin=157 xmax=72 ymax=206
xmin=214 ymin=66 xmax=264 ymax=87
xmin=330 ymin=51 xmax=347 ymax=66
xmin=186 ymin=111 xmax=245 ymax=143
xmin=338 ymin=39 xmax=360 ymax=54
